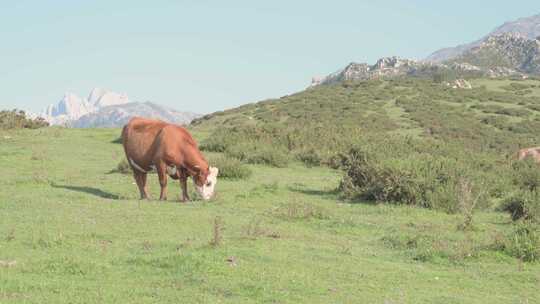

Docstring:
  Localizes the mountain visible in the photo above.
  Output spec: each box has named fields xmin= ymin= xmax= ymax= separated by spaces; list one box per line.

xmin=41 ymin=88 xmax=129 ymax=125
xmin=426 ymin=13 xmax=540 ymax=62
xmin=87 ymin=88 xmax=129 ymax=108
xmin=312 ymin=25 xmax=540 ymax=86
xmin=451 ymin=33 xmax=540 ymax=74
xmin=42 ymin=92 xmax=95 ymax=125
xmin=41 ymin=88 xmax=199 ymax=127
xmin=71 ymin=102 xmax=199 ymax=128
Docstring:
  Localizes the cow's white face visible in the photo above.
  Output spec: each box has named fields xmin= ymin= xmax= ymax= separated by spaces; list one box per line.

xmin=195 ymin=166 xmax=218 ymax=200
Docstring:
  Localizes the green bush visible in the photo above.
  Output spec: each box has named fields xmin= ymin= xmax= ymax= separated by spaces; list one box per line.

xmin=512 ymin=159 xmax=540 ymax=192
xmin=209 ymin=155 xmax=252 ymax=180
xmin=499 ymin=191 xmax=540 ymax=221
xmin=296 ymin=149 xmax=322 ymax=167
xmin=504 ymin=223 xmax=540 ymax=262
xmin=338 ymin=147 xmax=483 ymax=213
xmin=226 ymin=144 xmax=289 ymax=168
xmin=113 ymin=159 xmax=131 ymax=174
xmin=0 ymin=109 xmax=49 ymax=129
xmin=200 ymin=128 xmax=246 ymax=152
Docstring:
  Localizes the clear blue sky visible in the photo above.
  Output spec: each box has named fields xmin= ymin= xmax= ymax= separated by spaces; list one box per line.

xmin=1 ymin=1 xmax=538 ymax=114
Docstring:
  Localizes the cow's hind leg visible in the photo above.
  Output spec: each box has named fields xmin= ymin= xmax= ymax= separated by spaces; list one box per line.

xmin=141 ymin=173 xmax=149 ymax=199
xmin=133 ymin=172 xmax=148 ymax=200
xmin=156 ymin=162 xmax=168 ymax=201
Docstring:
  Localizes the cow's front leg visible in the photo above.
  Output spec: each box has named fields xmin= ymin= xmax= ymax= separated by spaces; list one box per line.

xmin=156 ymin=162 xmax=168 ymax=201
xmin=179 ymin=168 xmax=190 ymax=202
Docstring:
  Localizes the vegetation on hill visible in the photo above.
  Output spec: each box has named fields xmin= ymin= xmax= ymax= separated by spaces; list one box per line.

xmin=192 ymin=78 xmax=540 ymax=215
xmin=0 ymin=109 xmax=49 ymax=129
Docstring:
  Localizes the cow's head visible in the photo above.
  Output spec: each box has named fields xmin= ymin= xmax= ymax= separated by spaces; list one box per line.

xmin=193 ymin=166 xmax=219 ymax=200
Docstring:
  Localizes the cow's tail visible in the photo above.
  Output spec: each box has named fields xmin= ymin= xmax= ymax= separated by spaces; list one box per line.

xmin=129 ymin=158 xmax=148 ymax=173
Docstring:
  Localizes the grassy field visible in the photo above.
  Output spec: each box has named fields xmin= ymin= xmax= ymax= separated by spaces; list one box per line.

xmin=0 ymin=127 xmax=538 ymax=303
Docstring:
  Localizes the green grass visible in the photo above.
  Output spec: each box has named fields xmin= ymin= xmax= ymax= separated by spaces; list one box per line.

xmin=0 ymin=127 xmax=538 ymax=303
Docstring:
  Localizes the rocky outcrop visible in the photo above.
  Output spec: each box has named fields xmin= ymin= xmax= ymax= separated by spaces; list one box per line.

xmin=310 ymin=54 xmax=526 ymax=87
xmin=312 ymin=57 xmax=429 ymax=85
xmin=445 ymin=79 xmax=472 ymax=89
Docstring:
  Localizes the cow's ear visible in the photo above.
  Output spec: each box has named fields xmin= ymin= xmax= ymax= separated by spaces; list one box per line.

xmin=192 ymin=165 xmax=203 ymax=176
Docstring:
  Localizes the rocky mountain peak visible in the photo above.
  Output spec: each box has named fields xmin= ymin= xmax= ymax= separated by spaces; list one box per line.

xmin=374 ymin=56 xmax=416 ymax=69
xmin=426 ymin=13 xmax=540 ymax=62
xmin=87 ymin=87 xmax=129 ymax=108
xmin=41 ymin=88 xmax=129 ymax=125
xmin=451 ymin=32 xmax=540 ymax=74
xmin=44 ymin=92 xmax=92 ymax=121
xmin=312 ymin=57 xmax=426 ymax=86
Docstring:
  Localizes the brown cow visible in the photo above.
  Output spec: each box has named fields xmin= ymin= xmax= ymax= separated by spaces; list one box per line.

xmin=517 ymin=147 xmax=540 ymax=163
xmin=121 ymin=117 xmax=218 ymax=201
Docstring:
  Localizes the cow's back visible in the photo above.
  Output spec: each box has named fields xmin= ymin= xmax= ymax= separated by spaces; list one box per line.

xmin=122 ymin=117 xmax=169 ymax=167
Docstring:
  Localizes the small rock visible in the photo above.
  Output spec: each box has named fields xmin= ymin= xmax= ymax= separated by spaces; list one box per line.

xmin=226 ymin=256 xmax=237 ymax=267
xmin=0 ymin=260 xmax=17 ymax=268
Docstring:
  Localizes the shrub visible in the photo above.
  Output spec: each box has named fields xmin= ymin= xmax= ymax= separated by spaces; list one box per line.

xmin=200 ymin=128 xmax=244 ymax=152
xmin=457 ymin=178 xmax=481 ymax=231
xmin=271 ymin=201 xmax=330 ymax=220
xmin=504 ymin=223 xmax=540 ymax=262
xmin=512 ymin=159 xmax=540 ymax=192
xmin=209 ymin=155 xmax=252 ymax=179
xmin=499 ymin=191 xmax=540 ymax=221
xmin=338 ymin=147 xmax=482 ymax=213
xmin=112 ymin=159 xmax=131 ymax=174
xmin=210 ymin=216 xmax=224 ymax=247
xmin=226 ymin=144 xmax=289 ymax=168
xmin=0 ymin=109 xmax=49 ymax=129
xmin=296 ymin=149 xmax=322 ymax=167
xmin=111 ymin=137 xmax=122 ymax=144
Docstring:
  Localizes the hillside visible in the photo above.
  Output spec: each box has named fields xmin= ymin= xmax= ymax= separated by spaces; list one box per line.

xmin=0 ymin=127 xmax=538 ymax=303
xmin=193 ymin=77 xmax=540 ymax=154
xmin=191 ymin=77 xmax=540 ymax=214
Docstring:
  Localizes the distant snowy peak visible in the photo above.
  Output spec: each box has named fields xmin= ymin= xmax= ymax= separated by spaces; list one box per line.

xmin=87 ymin=88 xmax=107 ymax=105
xmin=87 ymin=87 xmax=129 ymax=108
xmin=40 ymin=88 xmax=199 ymax=128
xmin=71 ymin=102 xmax=200 ymax=128
xmin=42 ymin=88 xmax=130 ymax=125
